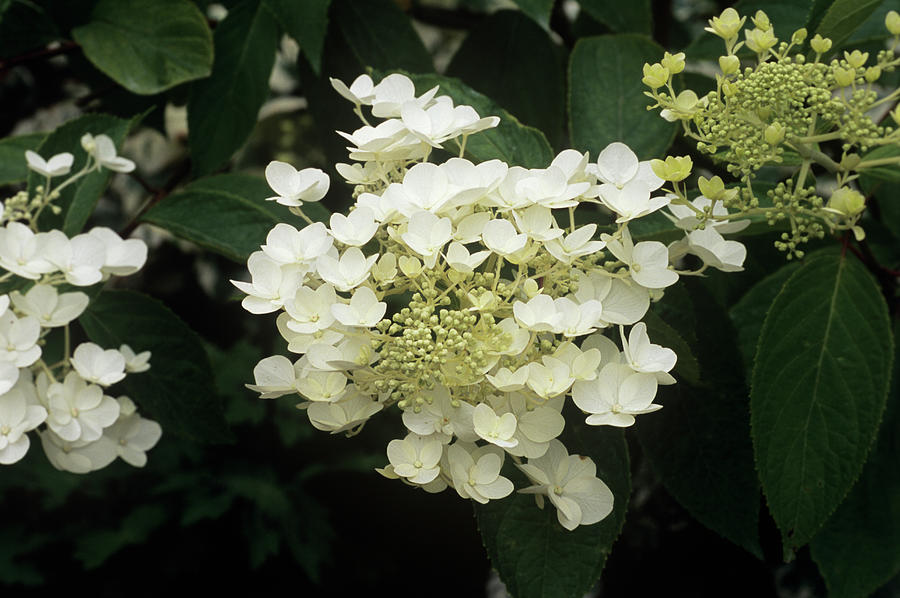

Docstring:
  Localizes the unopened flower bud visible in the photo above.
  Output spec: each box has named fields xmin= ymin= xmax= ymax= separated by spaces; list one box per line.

xmin=745 ymin=28 xmax=777 ymax=53
xmin=865 ymin=66 xmax=882 ymax=82
xmin=523 ymin=279 xmax=540 ymax=298
xmin=840 ymin=153 xmax=861 ymax=170
xmin=844 ymin=50 xmax=869 ymax=69
xmin=705 ymin=7 xmax=745 ymax=40
xmin=828 ymin=187 xmax=866 ymax=216
xmin=661 ymin=52 xmax=686 ymax=75
xmin=751 ymin=10 xmax=771 ymax=31
xmin=764 ymin=122 xmax=786 ymax=146
xmin=642 ymin=62 xmax=669 ymax=89
xmin=833 ymin=66 xmax=855 ymax=87
xmin=886 ymin=10 xmax=900 ymax=35
xmin=891 ymin=105 xmax=900 ymax=125
xmin=811 ymin=34 xmax=832 ymax=54
xmin=722 ymin=80 xmax=737 ymax=96
xmin=697 ymin=175 xmax=726 ymax=201
xmin=791 ymin=28 xmax=807 ymax=44
xmin=719 ymin=54 xmax=740 ymax=75
xmin=399 ymin=255 xmax=422 ymax=277
xmin=651 ymin=155 xmax=693 ymax=182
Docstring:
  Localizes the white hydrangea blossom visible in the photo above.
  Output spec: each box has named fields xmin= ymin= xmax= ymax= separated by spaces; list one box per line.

xmin=236 ymin=73 xmax=746 ymax=530
xmin=0 ymin=136 xmax=160 ymax=471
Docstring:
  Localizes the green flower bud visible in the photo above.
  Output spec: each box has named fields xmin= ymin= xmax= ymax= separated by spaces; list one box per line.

xmin=865 ymin=66 xmax=882 ymax=82
xmin=661 ymin=51 xmax=686 ymax=75
xmin=718 ymin=54 xmax=740 ymax=75
xmin=887 ymin=10 xmax=900 ymax=35
xmin=697 ymin=175 xmax=726 ymax=201
xmin=828 ymin=187 xmax=866 ymax=216
xmin=791 ymin=28 xmax=807 ymax=44
xmin=751 ymin=10 xmax=771 ymax=31
xmin=642 ymin=62 xmax=670 ymax=89
xmin=705 ymin=7 xmax=745 ymax=40
xmin=844 ymin=50 xmax=869 ymax=69
xmin=810 ymin=34 xmax=832 ymax=54
xmin=651 ymin=155 xmax=693 ymax=182
xmin=745 ymin=27 xmax=777 ymax=53
xmin=840 ymin=153 xmax=861 ymax=170
xmin=891 ymin=105 xmax=900 ymax=126
xmin=833 ymin=66 xmax=855 ymax=87
xmin=764 ymin=122 xmax=786 ymax=146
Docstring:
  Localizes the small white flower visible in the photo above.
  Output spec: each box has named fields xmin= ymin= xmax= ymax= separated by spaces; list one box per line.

xmin=11 ymin=284 xmax=89 ymax=328
xmin=81 ymin=133 xmax=135 ymax=172
xmin=101 ymin=403 xmax=162 ymax=467
xmin=543 ymin=224 xmax=606 ymax=264
xmin=329 ymin=74 xmax=376 ymax=105
xmin=603 ymin=226 xmax=678 ymax=289
xmin=0 ymin=223 xmax=57 ymax=280
xmin=119 ymin=344 xmax=151 ymax=373
xmin=621 ymin=323 xmax=677 ymax=384
xmin=331 ymin=286 xmax=387 ymax=328
xmin=481 ymin=218 xmax=528 ymax=258
xmin=472 ymin=402 xmax=518 ymax=448
xmin=386 ymin=433 xmax=443 ymax=485
xmin=246 ymin=355 xmax=302 ymax=398
xmin=447 ymin=442 xmax=514 ymax=503
xmin=0 ymin=385 xmax=47 ymax=464
xmin=316 ymin=247 xmax=378 ymax=292
xmin=401 ymin=211 xmax=452 ymax=267
xmin=70 ymin=342 xmax=126 ymax=386
xmin=25 ymin=150 xmax=74 ymax=178
xmin=45 ymin=371 xmax=120 ymax=442
xmin=232 ymin=251 xmax=304 ymax=314
xmin=572 ymin=362 xmax=660 ymax=427
xmin=329 ymin=206 xmax=379 ymax=247
xmin=264 ymin=161 xmax=330 ymax=207
xmin=86 ymin=227 xmax=147 ymax=277
xmin=307 ymin=389 xmax=383 ymax=433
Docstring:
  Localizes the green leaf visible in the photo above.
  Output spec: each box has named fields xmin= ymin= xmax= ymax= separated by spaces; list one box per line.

xmin=332 ymin=0 xmax=432 ymax=73
xmin=28 ymin=113 xmax=137 ymax=235
xmin=751 ymin=250 xmax=893 ymax=556
xmin=74 ymin=505 xmax=167 ymax=569
xmin=813 ymin=0 xmax=884 ymax=53
xmin=577 ymin=0 xmax=652 ymax=34
xmin=845 ymin=0 xmax=900 ymax=45
xmin=263 ymin=0 xmax=330 ymax=74
xmin=638 ymin=281 xmax=762 ymax=557
xmin=142 ymin=173 xmax=327 ymax=261
xmin=510 ymin=0 xmax=554 ymax=28
xmin=476 ymin=424 xmax=629 ymax=598
xmin=79 ymin=290 xmax=231 ymax=442
xmin=0 ymin=133 xmax=45 ymax=185
xmin=72 ymin=0 xmax=213 ymax=95
xmin=386 ymin=71 xmax=555 ymax=168
xmin=859 ymin=145 xmax=900 ymax=183
xmin=811 ymin=321 xmax=900 ymax=598
xmin=187 ymin=0 xmax=279 ymax=176
xmin=729 ymin=260 xmax=802 ymax=378
xmin=569 ymin=35 xmax=677 ymax=159
xmin=446 ymin=10 xmax=565 ymax=148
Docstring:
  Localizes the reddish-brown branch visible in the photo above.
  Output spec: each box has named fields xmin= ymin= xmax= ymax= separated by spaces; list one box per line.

xmin=0 ymin=40 xmax=80 ymax=74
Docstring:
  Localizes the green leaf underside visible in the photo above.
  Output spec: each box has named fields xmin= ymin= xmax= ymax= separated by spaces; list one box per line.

xmin=510 ymin=0 xmax=554 ymax=28
xmin=383 ymin=71 xmax=554 ymax=169
xmin=811 ymin=321 xmax=900 ymax=598
xmin=142 ymin=173 xmax=327 ymax=262
xmin=750 ymin=250 xmax=893 ymax=555
xmin=446 ymin=10 xmax=565 ymax=149
xmin=577 ymin=0 xmax=652 ymax=34
xmin=72 ymin=0 xmax=213 ymax=95
xmin=0 ymin=133 xmax=45 ymax=185
xmin=476 ymin=424 xmax=629 ymax=598
xmin=187 ymin=0 xmax=279 ymax=177
xmin=79 ymin=290 xmax=230 ymax=443
xmin=813 ymin=0 xmax=884 ymax=54
xmin=332 ymin=0 xmax=433 ymax=73
xmin=28 ymin=113 xmax=135 ymax=235
xmin=569 ymin=35 xmax=677 ymax=160
xmin=263 ymin=0 xmax=331 ymax=74
xmin=639 ymin=281 xmax=761 ymax=557
xmin=730 ymin=260 xmax=802 ymax=378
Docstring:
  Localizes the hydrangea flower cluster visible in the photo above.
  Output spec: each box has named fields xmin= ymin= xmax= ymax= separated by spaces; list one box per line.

xmin=237 ymin=73 xmax=748 ymax=530
xmin=644 ymin=8 xmax=900 ymax=257
xmin=0 ymin=135 xmax=161 ymax=472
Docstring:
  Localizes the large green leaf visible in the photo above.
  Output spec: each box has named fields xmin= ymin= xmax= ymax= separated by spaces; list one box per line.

xmin=187 ymin=0 xmax=279 ymax=176
xmin=813 ymin=0 xmax=884 ymax=53
xmin=28 ymin=114 xmax=137 ymax=235
xmin=390 ymin=71 xmax=555 ymax=169
xmin=142 ymin=173 xmax=328 ymax=261
xmin=446 ymin=10 xmax=565 ymax=148
xmin=811 ymin=321 xmax=900 ymax=598
xmin=751 ymin=250 xmax=893 ymax=556
xmin=72 ymin=0 xmax=213 ymax=95
xmin=0 ymin=133 xmax=45 ymax=185
xmin=577 ymin=0 xmax=652 ymax=34
xmin=331 ymin=0 xmax=432 ymax=73
xmin=638 ymin=281 xmax=762 ymax=557
xmin=263 ymin=0 xmax=330 ymax=74
xmin=510 ymin=0 xmax=554 ymax=28
xmin=79 ymin=290 xmax=231 ymax=442
xmin=476 ymin=423 xmax=629 ymax=598
xmin=729 ymin=260 xmax=802 ymax=378
xmin=569 ymin=35 xmax=676 ymax=160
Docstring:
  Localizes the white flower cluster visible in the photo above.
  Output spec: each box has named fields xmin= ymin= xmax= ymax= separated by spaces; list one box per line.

xmin=237 ymin=73 xmax=748 ymax=530
xmin=0 ymin=136 xmax=161 ymax=472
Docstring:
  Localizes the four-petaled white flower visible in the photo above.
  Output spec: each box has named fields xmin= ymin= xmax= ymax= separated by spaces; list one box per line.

xmin=264 ymin=161 xmax=330 ymax=207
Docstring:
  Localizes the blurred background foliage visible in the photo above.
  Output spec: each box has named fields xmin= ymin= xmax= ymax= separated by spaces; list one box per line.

xmin=1 ymin=0 xmax=899 ymax=596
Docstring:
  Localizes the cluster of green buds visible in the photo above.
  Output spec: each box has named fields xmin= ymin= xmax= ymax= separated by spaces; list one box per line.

xmin=643 ymin=7 xmax=900 ymax=257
